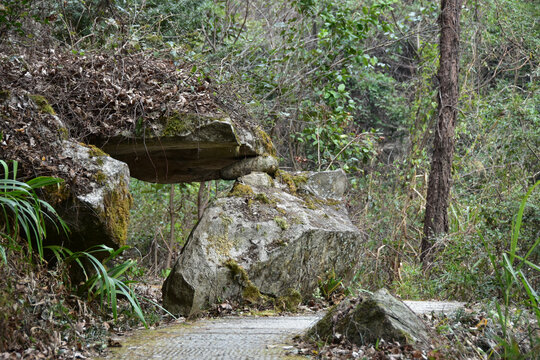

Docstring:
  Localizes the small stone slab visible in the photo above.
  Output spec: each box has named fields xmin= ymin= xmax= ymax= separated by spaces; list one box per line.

xmin=404 ymin=300 xmax=466 ymax=315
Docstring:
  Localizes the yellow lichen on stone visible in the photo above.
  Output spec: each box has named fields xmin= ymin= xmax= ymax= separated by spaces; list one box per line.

xmin=208 ymin=234 xmax=234 ymax=257
xmin=102 ymin=180 xmax=132 ymax=246
xmin=28 ymin=94 xmax=56 ymax=115
xmin=207 ymin=214 xmax=237 ymax=257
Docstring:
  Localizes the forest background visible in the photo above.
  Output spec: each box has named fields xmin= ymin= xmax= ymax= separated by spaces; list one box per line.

xmin=0 ymin=0 xmax=539 ymax=357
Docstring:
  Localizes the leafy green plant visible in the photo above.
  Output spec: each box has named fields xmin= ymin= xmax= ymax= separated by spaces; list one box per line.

xmin=318 ymin=269 xmax=345 ymax=300
xmin=0 ymin=160 xmax=67 ymax=261
xmin=480 ymin=181 xmax=540 ymax=358
xmin=47 ymin=244 xmax=148 ymax=327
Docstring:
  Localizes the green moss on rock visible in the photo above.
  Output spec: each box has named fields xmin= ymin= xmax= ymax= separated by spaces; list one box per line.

xmin=94 ymin=170 xmax=107 ymax=185
xmin=162 ymin=112 xmax=199 ymax=136
xmin=275 ymin=170 xmax=297 ymax=194
xmin=228 ymin=183 xmax=254 ymax=197
xmin=102 ymin=180 xmax=132 ymax=246
xmin=242 ymin=284 xmax=262 ymax=303
xmin=87 ymin=144 xmax=108 ymax=157
xmin=28 ymin=94 xmax=56 ymax=115
xmin=292 ymin=173 xmax=309 ymax=187
xmin=274 ymin=216 xmax=289 ymax=230
xmin=254 ymin=193 xmax=274 ymax=205
xmin=256 ymin=128 xmax=277 ymax=157
xmin=58 ymin=127 xmax=69 ymax=140
xmin=224 ymin=259 xmax=262 ymax=303
xmin=276 ymin=289 xmax=302 ymax=312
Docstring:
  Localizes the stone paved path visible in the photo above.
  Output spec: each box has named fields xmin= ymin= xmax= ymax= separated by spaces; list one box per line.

xmin=103 ymin=301 xmax=464 ymax=360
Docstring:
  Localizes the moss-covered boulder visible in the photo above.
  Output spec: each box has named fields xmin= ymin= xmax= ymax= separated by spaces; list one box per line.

xmin=307 ymin=288 xmax=431 ymax=348
xmin=162 ymin=170 xmax=364 ymax=316
xmin=45 ymin=141 xmax=132 ymax=251
xmin=0 ymin=90 xmax=131 ymax=253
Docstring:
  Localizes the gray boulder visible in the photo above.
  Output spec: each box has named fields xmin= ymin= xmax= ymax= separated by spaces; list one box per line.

xmin=162 ymin=170 xmax=364 ymax=316
xmin=307 ymin=288 xmax=431 ymax=348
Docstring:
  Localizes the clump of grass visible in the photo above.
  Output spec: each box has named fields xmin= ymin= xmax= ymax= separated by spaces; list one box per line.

xmin=480 ymin=181 xmax=540 ymax=358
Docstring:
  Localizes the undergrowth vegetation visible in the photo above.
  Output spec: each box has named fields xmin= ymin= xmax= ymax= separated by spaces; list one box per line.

xmin=0 ymin=161 xmax=165 ymax=355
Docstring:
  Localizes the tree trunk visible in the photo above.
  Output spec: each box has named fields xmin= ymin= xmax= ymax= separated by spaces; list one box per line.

xmin=166 ymin=184 xmax=176 ymax=269
xmin=421 ymin=0 xmax=462 ymax=266
xmin=198 ymin=181 xmax=209 ymax=220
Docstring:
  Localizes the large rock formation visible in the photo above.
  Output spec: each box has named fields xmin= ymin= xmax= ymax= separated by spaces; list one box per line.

xmin=162 ymin=170 xmax=364 ymax=316
xmin=307 ymin=288 xmax=431 ymax=348
xmin=1 ymin=49 xmax=278 ymax=252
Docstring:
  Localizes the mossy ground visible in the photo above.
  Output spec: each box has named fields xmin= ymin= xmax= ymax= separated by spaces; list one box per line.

xmin=275 ymin=289 xmax=302 ymax=312
xmin=0 ymin=89 xmax=10 ymax=101
xmin=44 ymin=182 xmax=71 ymax=205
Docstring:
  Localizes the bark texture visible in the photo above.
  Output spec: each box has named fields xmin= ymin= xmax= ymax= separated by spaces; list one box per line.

xmin=421 ymin=0 xmax=462 ymax=265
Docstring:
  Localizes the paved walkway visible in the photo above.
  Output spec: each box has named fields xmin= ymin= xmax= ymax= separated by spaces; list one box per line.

xmin=104 ymin=315 xmax=321 ymax=360
xmin=103 ymin=301 xmax=464 ymax=360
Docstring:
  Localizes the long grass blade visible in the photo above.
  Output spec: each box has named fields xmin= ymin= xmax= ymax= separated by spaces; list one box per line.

xmin=510 ymin=181 xmax=539 ymax=264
